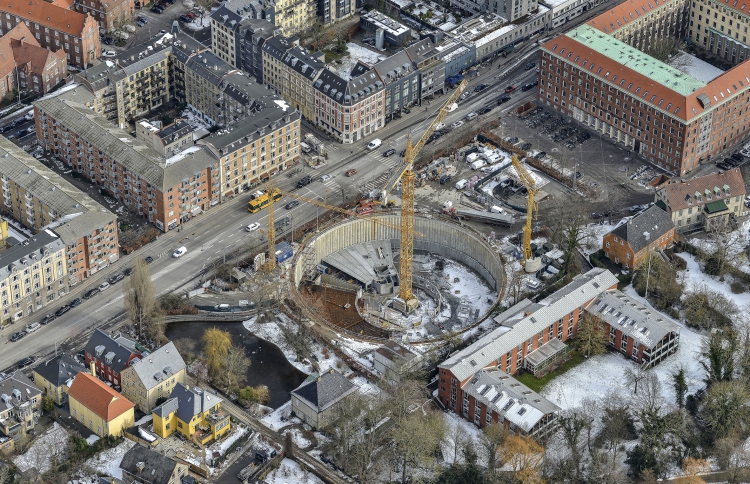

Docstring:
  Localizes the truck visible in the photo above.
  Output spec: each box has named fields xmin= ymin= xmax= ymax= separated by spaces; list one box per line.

xmin=442 ymin=201 xmax=513 ymax=227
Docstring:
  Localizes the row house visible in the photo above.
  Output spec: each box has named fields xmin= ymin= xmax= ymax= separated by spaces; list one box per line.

xmin=438 ymin=269 xmax=619 ymax=432
xmin=83 ymin=329 xmax=141 ymax=387
xmin=0 ymin=229 xmax=67 ymax=323
xmin=314 ymin=68 xmax=386 ymax=144
xmin=0 ymin=137 xmax=118 ymax=284
xmin=34 ymin=88 xmax=220 ymax=232
xmin=654 ymin=168 xmax=747 ymax=233
xmin=262 ymin=35 xmax=325 ymax=121
xmin=0 ymin=0 xmax=99 ymax=67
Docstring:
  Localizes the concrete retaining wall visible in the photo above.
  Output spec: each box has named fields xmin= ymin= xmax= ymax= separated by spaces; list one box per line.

xmin=292 ymin=215 xmax=504 ymax=295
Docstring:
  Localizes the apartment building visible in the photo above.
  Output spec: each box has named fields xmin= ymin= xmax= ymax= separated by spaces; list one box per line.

xmin=33 ymin=354 xmax=87 ymax=405
xmin=84 ymin=329 xmax=141 ymax=386
xmin=0 ymin=0 xmax=100 ymax=67
xmin=136 ymin=119 xmax=194 ymax=157
xmin=539 ymin=0 xmax=750 ymax=175
xmin=210 ymin=0 xmax=274 ymax=67
xmin=273 ymin=0 xmax=316 ymax=35
xmin=120 ymin=341 xmax=186 ymax=413
xmin=587 ymin=289 xmax=680 ymax=368
xmin=405 ymin=38 xmax=446 ymax=100
xmin=0 ymin=229 xmax=68 ymax=322
xmin=451 ymin=0 xmax=539 ymax=21
xmin=0 ymin=372 xmax=41 ymax=449
xmin=602 ymin=206 xmax=676 ymax=269
xmin=75 ymin=36 xmax=174 ymax=129
xmin=359 ymin=11 xmax=412 ymax=47
xmin=371 ymin=50 xmax=421 ymax=118
xmin=318 ymin=0 xmax=355 ymax=24
xmin=438 ymin=269 xmax=618 ymax=431
xmin=238 ymin=18 xmax=278 ymax=81
xmin=151 ymin=383 xmax=230 ymax=444
xmin=448 ymin=12 xmax=550 ymax=61
xmin=262 ymin=35 xmax=325 ymax=121
xmin=35 ymin=88 xmax=220 ymax=232
xmin=199 ymin=108 xmax=301 ymax=195
xmin=0 ymin=137 xmax=118 ymax=284
xmin=314 ymin=68 xmax=386 ymax=143
xmin=72 ymin=0 xmax=135 ymax=32
xmin=654 ymin=168 xmax=747 ymax=232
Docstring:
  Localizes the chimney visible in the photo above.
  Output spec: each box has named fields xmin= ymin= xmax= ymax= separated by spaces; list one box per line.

xmin=90 ymin=361 xmax=96 ymax=376
xmin=136 ymin=462 xmax=145 ymax=473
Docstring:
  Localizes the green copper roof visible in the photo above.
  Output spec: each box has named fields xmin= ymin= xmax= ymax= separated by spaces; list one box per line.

xmin=566 ymin=24 xmax=706 ymax=96
xmin=704 ymin=200 xmax=729 ymax=214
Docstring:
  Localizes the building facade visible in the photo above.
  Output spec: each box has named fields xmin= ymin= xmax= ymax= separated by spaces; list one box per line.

xmin=151 ymin=383 xmax=230 ymax=445
xmin=262 ymin=35 xmax=325 ymax=121
xmin=237 ymin=18 xmax=278 ymax=80
xmin=135 ymin=119 xmax=194 ymax=157
xmin=0 ymin=230 xmax=68 ymax=323
xmin=0 ymin=137 xmax=119 ymax=284
xmin=68 ymin=372 xmax=135 ymax=437
xmin=314 ymin=68 xmax=386 ymax=144
xmin=83 ymin=329 xmax=142 ymax=387
xmin=120 ymin=342 xmax=187 ymax=413
xmin=273 ymin=0 xmax=316 ymax=35
xmin=0 ymin=0 xmax=100 ymax=67
xmin=539 ymin=0 xmax=750 ymax=175
xmin=654 ymin=168 xmax=747 ymax=233
xmin=602 ymin=205 xmax=676 ymax=269
xmin=0 ymin=23 xmax=68 ymax=96
xmin=72 ymin=0 xmax=135 ymax=32
xmin=290 ymin=370 xmax=358 ymax=430
xmin=0 ymin=372 xmax=41 ymax=449
xmin=210 ymin=1 xmax=274 ymax=67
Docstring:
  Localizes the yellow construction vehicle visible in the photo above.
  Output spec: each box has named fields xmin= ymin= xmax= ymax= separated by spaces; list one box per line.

xmin=381 ymin=79 xmax=468 ymax=313
xmin=511 ymin=155 xmax=542 ymax=273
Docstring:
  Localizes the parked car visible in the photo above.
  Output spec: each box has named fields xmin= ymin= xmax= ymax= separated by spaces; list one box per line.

xmin=478 ymin=107 xmax=493 ymax=115
xmin=144 ymin=256 xmax=154 ymax=264
xmin=40 ymin=313 xmax=56 ymax=325
xmin=451 ymin=121 xmax=464 ymax=128
xmin=55 ymin=305 xmax=70 ymax=317
xmin=9 ymin=331 xmax=26 ymax=342
xmin=383 ymin=148 xmax=396 ymax=157
xmin=474 ymin=83 xmax=488 ymax=92
xmin=102 ymin=50 xmax=116 ymax=58
xmin=16 ymin=130 xmax=26 ymax=138
xmin=179 ymin=14 xmax=192 ymax=22
xmin=521 ymin=142 xmax=532 ymax=151
xmin=505 ymin=85 xmax=516 ymax=93
xmin=246 ymin=222 xmax=260 ymax=232
xmin=629 ymin=204 xmax=643 ymax=213
xmin=98 ymin=281 xmax=111 ymax=292
xmin=151 ymin=6 xmax=163 ymax=13
xmin=439 ymin=175 xmax=452 ymax=184
xmin=400 ymin=149 xmax=406 ymax=157
xmin=70 ymin=298 xmax=82 ymax=308
xmin=285 ymin=200 xmax=300 ymax=209
xmin=534 ymin=151 xmax=546 ymax=159
xmin=123 ymin=267 xmax=133 ymax=276
xmin=435 ymin=122 xmax=445 ymax=130
xmin=17 ymin=357 xmax=35 ymax=368
xmin=732 ymin=153 xmax=745 ymax=162
xmin=25 ymin=322 xmax=41 ymax=333
xmin=296 ymin=175 xmax=312 ymax=188
xmin=109 ymin=273 xmax=125 ymax=284
xmin=717 ymin=162 xmax=731 ymax=170
xmin=402 ymin=107 xmax=411 ymax=114
xmin=83 ymin=287 xmax=100 ymax=299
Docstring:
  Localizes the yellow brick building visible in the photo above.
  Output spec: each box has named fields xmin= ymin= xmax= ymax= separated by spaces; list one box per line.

xmin=151 ymin=383 xmax=230 ymax=445
xmin=33 ymin=355 xmax=88 ymax=405
xmin=0 ymin=218 xmax=8 ymax=250
xmin=68 ymin=372 xmax=135 ymax=437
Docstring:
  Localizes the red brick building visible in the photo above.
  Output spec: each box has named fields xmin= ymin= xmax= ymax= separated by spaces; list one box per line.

xmin=0 ymin=23 xmax=68 ymax=97
xmin=0 ymin=0 xmax=100 ymax=67
xmin=84 ymin=329 xmax=142 ymax=387
xmin=72 ymin=0 xmax=135 ymax=32
xmin=602 ymin=205 xmax=676 ymax=269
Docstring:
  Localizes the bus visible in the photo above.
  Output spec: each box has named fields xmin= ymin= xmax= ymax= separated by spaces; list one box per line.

xmin=247 ymin=189 xmax=282 ymax=213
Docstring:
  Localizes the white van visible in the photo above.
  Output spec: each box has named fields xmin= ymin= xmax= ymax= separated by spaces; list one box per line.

xmin=447 ymin=103 xmax=458 ymax=112
xmin=172 ymin=246 xmax=187 ymax=258
xmin=300 ymin=142 xmax=312 ymax=153
xmin=455 ymin=179 xmax=468 ymax=190
xmin=490 ymin=205 xmax=504 ymax=214
xmin=367 ymin=139 xmax=382 ymax=150
xmin=470 ymin=159 xmax=487 ymax=170
xmin=466 ymin=112 xmax=478 ymax=121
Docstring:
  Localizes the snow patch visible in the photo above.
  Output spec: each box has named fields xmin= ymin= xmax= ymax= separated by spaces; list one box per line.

xmin=83 ymin=439 xmax=135 ymax=478
xmin=263 ymin=458 xmax=324 ymax=484
xmin=13 ymin=423 xmax=69 ymax=474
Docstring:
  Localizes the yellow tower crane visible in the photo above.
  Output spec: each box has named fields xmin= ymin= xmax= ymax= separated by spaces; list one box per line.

xmin=381 ymin=79 xmax=468 ymax=313
xmin=510 ymin=155 xmax=542 ymax=273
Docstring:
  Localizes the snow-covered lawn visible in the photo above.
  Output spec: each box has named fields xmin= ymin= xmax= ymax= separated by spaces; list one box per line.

xmin=581 ymin=222 xmax=617 ymax=257
xmin=206 ymin=425 xmax=248 ymax=459
xmin=442 ymin=412 xmax=486 ymax=466
xmin=13 ymin=423 xmax=70 ymax=474
xmin=86 ymin=434 xmax=100 ymax=445
xmin=680 ymin=252 xmax=750 ymax=308
xmin=261 ymin=401 xmax=297 ymax=431
xmin=328 ymin=43 xmax=384 ymax=79
xmin=282 ymin=428 xmax=312 ymax=448
xmin=542 ymin=284 xmax=705 ymax=410
xmin=263 ymin=458 xmax=324 ymax=484
xmin=83 ymin=439 xmax=135 ymax=478
xmin=134 ymin=414 xmax=152 ymax=426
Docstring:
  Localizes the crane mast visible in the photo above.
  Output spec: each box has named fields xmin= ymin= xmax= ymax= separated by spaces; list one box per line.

xmin=510 ymin=155 xmax=542 ymax=273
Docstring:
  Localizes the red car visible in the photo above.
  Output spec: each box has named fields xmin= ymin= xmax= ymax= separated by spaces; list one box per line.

xmin=505 ymin=85 xmax=516 ymax=93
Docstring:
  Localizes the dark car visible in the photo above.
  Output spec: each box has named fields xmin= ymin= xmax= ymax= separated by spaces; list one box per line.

xmin=17 ymin=356 xmax=35 ymax=368
xmin=505 ymin=85 xmax=516 ymax=93
xmin=40 ymin=313 xmax=56 ymax=325
xmin=9 ymin=331 xmax=26 ymax=342
xmin=383 ymin=148 xmax=396 ymax=157
xmin=83 ymin=287 xmax=100 ymax=299
xmin=144 ymin=256 xmax=154 ymax=264
xmin=55 ymin=305 xmax=71 ymax=317
xmin=179 ymin=14 xmax=192 ymax=22
xmin=123 ymin=267 xmax=133 ymax=276
xmin=400 ymin=149 xmax=406 ymax=157
xmin=70 ymin=298 xmax=82 ymax=308
xmin=296 ymin=175 xmax=312 ymax=188
xmin=717 ymin=162 xmax=731 ymax=170
xmin=402 ymin=107 xmax=411 ymax=114
xmin=732 ymin=153 xmax=745 ymax=162
xmin=507 ymin=137 xmax=519 ymax=144
xmin=474 ymin=84 xmax=488 ymax=92
xmin=521 ymin=142 xmax=532 ymax=151
xmin=109 ymin=273 xmax=125 ymax=284
xmin=534 ymin=151 xmax=546 ymax=159
xmin=478 ymin=107 xmax=493 ymax=115
xmin=150 ymin=6 xmax=162 ymax=12
xmin=16 ymin=130 xmax=26 ymax=138
xmin=572 ymin=171 xmax=583 ymax=180
xmin=496 ymin=96 xmax=511 ymax=105
xmin=439 ymin=175 xmax=452 ymax=184
xmin=285 ymin=200 xmax=300 ymax=209
xmin=103 ymin=36 xmax=114 ymax=44
xmin=521 ymin=82 xmax=536 ymax=92
xmin=524 ymin=62 xmax=536 ymax=70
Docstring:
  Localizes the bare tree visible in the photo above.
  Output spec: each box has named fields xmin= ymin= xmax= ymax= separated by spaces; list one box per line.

xmin=624 ymin=365 xmax=649 ymax=395
xmin=123 ymin=258 xmax=162 ymax=342
xmin=643 ymin=36 xmax=686 ymax=62
xmin=478 ymin=422 xmax=507 ymax=475
xmin=703 ymin=217 xmax=745 ymax=278
xmin=216 ymin=343 xmax=251 ymax=393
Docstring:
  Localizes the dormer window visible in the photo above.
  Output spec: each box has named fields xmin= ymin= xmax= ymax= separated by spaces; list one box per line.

xmin=705 ymin=189 xmax=712 ymax=200
xmin=685 ymin=194 xmax=692 ymax=205
xmin=724 ymin=184 xmax=731 ymax=195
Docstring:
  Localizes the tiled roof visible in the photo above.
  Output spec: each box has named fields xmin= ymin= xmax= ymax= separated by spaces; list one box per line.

xmin=84 ymin=329 xmax=140 ymax=374
xmin=153 ymin=383 xmax=222 ymax=423
xmin=0 ymin=0 xmax=92 ymax=36
xmin=0 ymin=371 xmax=41 ymax=409
xmin=441 ymin=268 xmax=619 ymax=381
xmin=291 ymin=369 xmax=358 ymax=412
xmin=0 ymin=229 xmax=66 ymax=281
xmin=126 ymin=342 xmax=185 ymax=391
xmin=12 ymin=37 xmax=65 ymax=77
xmin=68 ymin=373 xmax=135 ymax=422
xmin=587 ymin=0 xmax=679 ymax=33
xmin=588 ymin=289 xmax=680 ymax=348
xmin=657 ymin=168 xmax=746 ymax=212
xmin=608 ymin=205 xmax=674 ymax=253
xmin=33 ymin=354 xmax=87 ymax=388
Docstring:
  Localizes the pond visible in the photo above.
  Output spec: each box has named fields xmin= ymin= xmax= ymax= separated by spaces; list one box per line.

xmin=165 ymin=321 xmax=307 ymax=408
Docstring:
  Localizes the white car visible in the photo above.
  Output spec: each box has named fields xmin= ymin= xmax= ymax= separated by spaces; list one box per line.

xmin=172 ymin=246 xmax=187 ymax=258
xmin=435 ymin=122 xmax=445 ymax=130
xmin=102 ymin=51 xmax=116 ymax=58
xmin=451 ymin=121 xmax=464 ymax=129
xmin=320 ymin=174 xmax=332 ymax=182
xmin=98 ymin=282 xmax=110 ymax=292
xmin=246 ymin=222 xmax=260 ymax=232
xmin=25 ymin=322 xmax=41 ymax=333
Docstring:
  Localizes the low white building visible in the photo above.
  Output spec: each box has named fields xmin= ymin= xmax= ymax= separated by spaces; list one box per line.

xmin=373 ymin=341 xmax=421 ymax=382
xmin=541 ymin=0 xmax=606 ymax=29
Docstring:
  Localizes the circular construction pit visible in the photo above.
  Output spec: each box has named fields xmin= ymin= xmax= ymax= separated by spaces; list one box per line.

xmin=289 ymin=214 xmax=504 ymax=343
